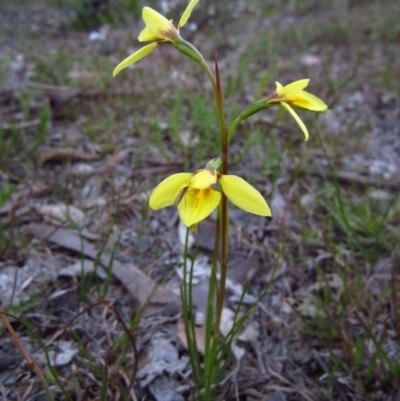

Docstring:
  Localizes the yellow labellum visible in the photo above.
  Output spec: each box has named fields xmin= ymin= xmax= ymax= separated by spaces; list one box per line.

xmin=178 ymin=186 xmax=221 ymax=227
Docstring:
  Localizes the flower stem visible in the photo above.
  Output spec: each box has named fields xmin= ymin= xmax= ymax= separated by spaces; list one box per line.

xmin=176 ymin=39 xmax=217 ymax=93
xmin=227 ymin=116 xmax=241 ymax=145
xmin=205 ymin=56 xmax=230 ymax=398
xmin=179 ymin=42 xmax=231 ymax=399
xmin=213 ymin=55 xmax=228 ymax=338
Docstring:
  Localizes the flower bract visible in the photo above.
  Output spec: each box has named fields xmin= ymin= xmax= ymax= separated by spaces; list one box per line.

xmin=113 ymin=0 xmax=199 ymax=77
xmin=149 ymin=166 xmax=271 ymax=228
xmin=267 ymin=79 xmax=328 ymax=141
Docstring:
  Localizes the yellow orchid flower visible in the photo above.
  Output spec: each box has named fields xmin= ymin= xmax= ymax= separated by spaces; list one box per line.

xmin=149 ymin=163 xmax=271 ymax=228
xmin=267 ymin=79 xmax=328 ymax=141
xmin=113 ymin=0 xmax=200 ymax=77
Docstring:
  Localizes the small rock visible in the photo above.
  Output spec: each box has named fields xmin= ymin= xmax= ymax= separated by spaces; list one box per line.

xmin=263 ymin=392 xmax=286 ymax=401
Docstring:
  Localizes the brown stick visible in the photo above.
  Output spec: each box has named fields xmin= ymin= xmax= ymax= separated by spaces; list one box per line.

xmin=0 ymin=307 xmax=55 ymax=401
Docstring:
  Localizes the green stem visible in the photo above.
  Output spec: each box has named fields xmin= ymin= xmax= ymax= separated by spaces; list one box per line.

xmin=227 ymin=99 xmax=269 ymax=144
xmin=181 ymin=228 xmax=201 ymax=386
xmin=185 ymin=48 xmax=228 ymax=343
xmin=176 ymin=39 xmax=217 ymax=93
xmin=178 ymin=42 xmax=231 ymax=399
xmin=227 ymin=116 xmax=241 ymax=145
xmin=204 ymin=212 xmax=220 ymax=362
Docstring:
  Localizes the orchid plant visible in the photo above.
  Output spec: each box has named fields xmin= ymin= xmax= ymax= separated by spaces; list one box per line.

xmin=113 ymin=1 xmax=328 ymax=399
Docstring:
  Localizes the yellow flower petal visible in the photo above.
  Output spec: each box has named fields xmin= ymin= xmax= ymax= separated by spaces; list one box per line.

xmin=138 ymin=27 xmax=158 ymax=42
xmin=219 ymin=175 xmax=271 ymax=216
xmin=149 ymin=173 xmax=193 ymax=209
xmin=142 ymin=6 xmax=178 ymax=41
xmin=281 ymin=102 xmax=309 ymax=141
xmin=276 ymin=79 xmax=309 ymax=98
xmin=190 ymin=169 xmax=217 ymax=189
xmin=178 ymin=187 xmax=221 ymax=227
xmin=273 ymin=80 xmax=328 ymax=112
xmin=113 ymin=43 xmax=157 ymax=77
xmin=178 ymin=0 xmax=199 ymax=28
xmin=290 ymin=90 xmax=328 ymax=111
xmin=142 ymin=7 xmax=171 ymax=34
